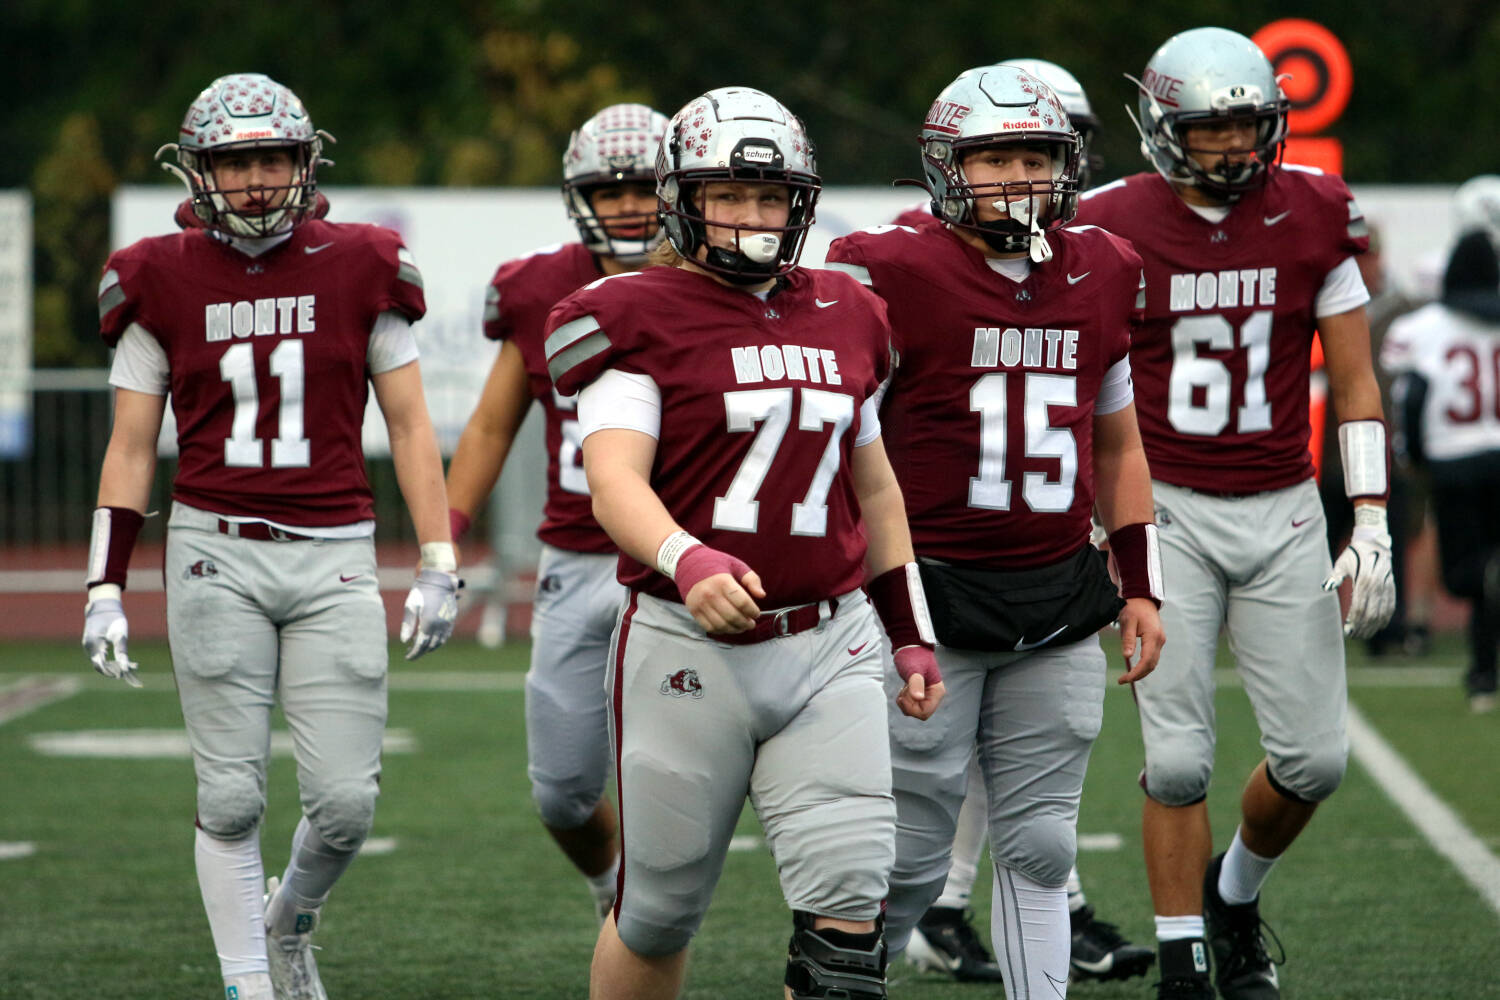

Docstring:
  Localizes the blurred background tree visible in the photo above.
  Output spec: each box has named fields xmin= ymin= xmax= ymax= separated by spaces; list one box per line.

xmin=4 ymin=0 xmax=1497 ymax=365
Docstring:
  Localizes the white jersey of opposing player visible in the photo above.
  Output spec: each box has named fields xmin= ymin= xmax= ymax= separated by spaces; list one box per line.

xmin=1383 ymin=301 xmax=1500 ymax=462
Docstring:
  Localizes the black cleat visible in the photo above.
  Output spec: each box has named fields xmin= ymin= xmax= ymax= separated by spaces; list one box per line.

xmin=1154 ymin=937 xmax=1214 ymax=999
xmin=904 ymin=906 xmax=1006 ymax=983
xmin=1203 ymin=853 xmax=1284 ymax=999
xmin=1069 ymin=903 xmax=1156 ymax=982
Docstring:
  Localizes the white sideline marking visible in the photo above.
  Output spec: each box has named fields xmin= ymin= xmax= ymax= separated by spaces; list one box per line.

xmin=27 ymin=728 xmax=418 ymax=758
xmin=1347 ymin=703 xmax=1500 ymax=916
xmin=728 ymin=835 xmax=763 ymax=852
xmin=0 ymin=842 xmax=37 ymax=860
xmin=1077 ymin=833 xmax=1124 ymax=851
xmin=359 ymin=836 xmax=398 ymax=856
xmin=0 ymin=676 xmax=81 ymax=725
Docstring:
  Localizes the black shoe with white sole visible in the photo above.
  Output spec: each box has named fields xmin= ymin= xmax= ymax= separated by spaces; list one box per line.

xmin=1069 ymin=903 xmax=1156 ymax=982
xmin=1203 ymin=853 xmax=1284 ymax=999
xmin=903 ymin=906 xmax=1006 ymax=983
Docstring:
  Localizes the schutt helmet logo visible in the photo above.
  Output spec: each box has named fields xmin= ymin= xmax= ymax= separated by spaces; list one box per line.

xmin=183 ymin=559 xmax=219 ymax=580
xmin=660 ymin=668 xmax=705 ymax=699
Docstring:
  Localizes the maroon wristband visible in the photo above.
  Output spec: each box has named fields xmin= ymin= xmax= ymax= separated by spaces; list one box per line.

xmin=867 ymin=563 xmax=934 ymax=650
xmin=1107 ymin=522 xmax=1163 ymax=606
xmin=86 ymin=506 xmax=145 ymax=590
xmin=449 ymin=508 xmax=473 ymax=544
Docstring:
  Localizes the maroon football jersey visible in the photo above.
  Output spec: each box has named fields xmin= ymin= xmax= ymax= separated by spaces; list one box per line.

xmin=826 ymin=223 xmax=1141 ymax=568
xmin=547 ymin=265 xmax=892 ymax=606
xmin=484 ymin=242 xmax=614 ymax=553
xmin=1074 ymin=167 xmax=1368 ymax=493
xmin=98 ymin=220 xmax=426 ymax=526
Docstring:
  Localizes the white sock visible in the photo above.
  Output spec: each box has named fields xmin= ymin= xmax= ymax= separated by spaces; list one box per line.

xmin=194 ymin=826 xmax=268 ymax=977
xmin=1066 ymin=866 xmax=1086 ymax=913
xmin=274 ymin=816 xmax=357 ymax=924
xmin=934 ymin=755 xmax=986 ymax=910
xmin=586 ymin=854 xmax=620 ymax=906
xmin=223 ymin=971 xmax=274 ymax=1000
xmin=1155 ymin=914 xmax=1205 ymax=941
xmin=992 ymin=864 xmax=1071 ymax=997
xmin=1218 ymin=827 xmax=1277 ymax=905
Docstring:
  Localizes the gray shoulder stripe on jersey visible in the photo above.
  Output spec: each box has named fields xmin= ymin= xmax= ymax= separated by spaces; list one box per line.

xmin=397 ymin=262 xmax=424 ymax=290
xmin=1348 ymin=218 xmax=1370 ymax=239
xmin=1080 ymin=178 xmax=1127 ymax=198
xmin=1282 ymin=163 xmax=1324 ymax=175
xmin=483 ymin=303 xmax=500 ymax=323
xmin=98 ymin=282 xmax=126 ymax=318
xmin=823 ymin=262 xmax=872 ymax=286
xmin=545 ymin=313 xmax=603 ymax=360
xmin=545 ymin=329 xmax=611 ymax=384
xmin=98 ymin=268 xmax=120 ymax=297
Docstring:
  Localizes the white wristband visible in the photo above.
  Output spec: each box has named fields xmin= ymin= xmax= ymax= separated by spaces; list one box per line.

xmin=86 ymin=583 xmax=122 ymax=608
xmin=420 ymin=542 xmax=458 ymax=573
xmin=655 ymin=530 xmax=702 ymax=578
xmin=1339 ymin=420 xmax=1388 ymax=499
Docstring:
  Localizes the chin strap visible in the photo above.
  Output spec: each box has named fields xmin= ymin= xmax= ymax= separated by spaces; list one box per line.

xmin=988 ymin=197 xmax=1053 ymax=263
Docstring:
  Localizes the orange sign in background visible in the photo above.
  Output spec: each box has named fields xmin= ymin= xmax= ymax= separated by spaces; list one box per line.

xmin=1253 ymin=19 xmax=1353 ymax=175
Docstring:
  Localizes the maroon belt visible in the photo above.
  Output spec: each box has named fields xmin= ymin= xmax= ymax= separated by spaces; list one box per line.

xmin=712 ymin=598 xmax=839 ymax=645
xmin=217 ymin=519 xmax=314 ymax=542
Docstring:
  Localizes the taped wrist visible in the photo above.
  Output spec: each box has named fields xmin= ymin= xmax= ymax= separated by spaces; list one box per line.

xmin=1350 ymin=502 xmax=1390 ymax=543
xmin=1339 ymin=420 xmax=1389 ymax=500
xmin=420 ymin=541 xmax=458 ymax=573
xmin=86 ymin=506 xmax=144 ymax=590
xmin=867 ymin=563 xmax=936 ymax=649
xmin=1107 ymin=523 xmax=1164 ymax=606
xmin=655 ymin=530 xmax=703 ymax=578
xmin=448 ymin=508 xmax=472 ymax=544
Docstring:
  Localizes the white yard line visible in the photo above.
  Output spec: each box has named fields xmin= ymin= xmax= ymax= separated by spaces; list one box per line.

xmin=1347 ymin=703 xmax=1500 ymax=916
xmin=0 ymin=676 xmax=81 ymax=725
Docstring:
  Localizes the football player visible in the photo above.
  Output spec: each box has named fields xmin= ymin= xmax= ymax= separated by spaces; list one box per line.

xmin=1073 ymin=27 xmax=1394 ymax=999
xmin=444 ymin=102 xmax=668 ymax=923
xmin=825 ymin=64 xmax=1164 ymax=999
xmin=83 ymin=73 xmax=459 ymax=1000
xmin=545 ymin=86 xmax=943 ymax=1000
xmin=896 ymin=57 xmax=1156 ymax=990
xmin=1384 ymin=228 xmax=1500 ymax=713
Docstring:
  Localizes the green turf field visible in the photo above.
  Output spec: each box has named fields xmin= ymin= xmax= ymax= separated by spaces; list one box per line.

xmin=1 ymin=636 xmax=1495 ymax=999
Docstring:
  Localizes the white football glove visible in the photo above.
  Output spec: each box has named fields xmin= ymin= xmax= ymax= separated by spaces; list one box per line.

xmin=82 ymin=597 xmax=142 ymax=687
xmin=400 ymin=568 xmax=460 ymax=661
xmin=1321 ymin=505 xmax=1397 ymax=639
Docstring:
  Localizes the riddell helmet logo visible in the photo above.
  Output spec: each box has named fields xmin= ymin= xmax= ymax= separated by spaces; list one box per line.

xmin=233 ymin=129 xmax=276 ymax=140
xmin=660 ymin=668 xmax=705 ymax=699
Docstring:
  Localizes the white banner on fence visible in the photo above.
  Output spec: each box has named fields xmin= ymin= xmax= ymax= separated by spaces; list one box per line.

xmin=0 ymin=191 xmax=33 ymax=459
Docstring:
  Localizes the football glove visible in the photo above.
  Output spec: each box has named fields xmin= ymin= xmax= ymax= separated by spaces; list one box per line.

xmin=1322 ymin=505 xmax=1396 ymax=639
xmin=400 ymin=569 xmax=461 ymax=661
xmin=82 ymin=596 xmax=141 ymax=687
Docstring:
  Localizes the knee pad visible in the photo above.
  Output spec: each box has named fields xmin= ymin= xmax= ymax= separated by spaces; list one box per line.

xmin=531 ymin=774 xmax=605 ymax=831
xmin=196 ymin=771 xmax=265 ymax=840
xmin=785 ymin=911 xmax=887 ymax=1000
xmin=1141 ymin=747 xmax=1214 ymax=807
xmin=990 ymin=815 xmax=1076 ymax=888
xmin=304 ymin=780 xmax=377 ymax=852
xmin=615 ymin=909 xmax=696 ymax=958
xmin=1269 ymin=744 xmax=1347 ymax=804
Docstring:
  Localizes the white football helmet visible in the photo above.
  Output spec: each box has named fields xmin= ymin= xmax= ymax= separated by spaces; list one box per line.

xmin=562 ymin=103 xmax=670 ymax=263
xmin=919 ymin=64 xmax=1081 ymax=262
xmin=156 ymin=73 xmax=333 ymax=238
xmin=1128 ymin=27 xmax=1289 ymax=200
xmin=1452 ymin=175 xmax=1500 ymax=248
xmin=656 ymin=87 xmax=820 ymax=282
xmin=997 ymin=58 xmax=1101 ymax=189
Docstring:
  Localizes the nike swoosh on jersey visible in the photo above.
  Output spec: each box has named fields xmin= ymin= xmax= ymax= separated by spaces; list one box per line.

xmin=1263 ymin=211 xmax=1291 ymax=226
xmin=815 ymin=298 xmax=839 ymax=308
xmin=339 ymin=573 xmax=361 ymax=583
xmin=1013 ymin=625 xmax=1068 ymax=652
xmin=848 ymin=642 xmax=869 ymax=656
xmin=1291 ymin=516 xmax=1312 ymax=528
xmin=305 ymin=242 xmax=335 ymax=254
xmin=1066 ymin=271 xmax=1091 ymax=284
